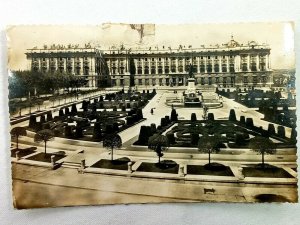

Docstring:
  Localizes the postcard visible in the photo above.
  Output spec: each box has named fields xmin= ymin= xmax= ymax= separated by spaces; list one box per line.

xmin=7 ymin=22 xmax=297 ymax=208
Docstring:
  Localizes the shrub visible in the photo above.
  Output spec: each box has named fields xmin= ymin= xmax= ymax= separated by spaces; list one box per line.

xmin=277 ymin=126 xmax=286 ymax=138
xmin=93 ymin=122 xmax=102 ymax=140
xmin=235 ymin=132 xmax=245 ymax=145
xmin=75 ymin=126 xmax=83 ymax=138
xmin=47 ymin=111 xmax=53 ymax=121
xmin=267 ymin=124 xmax=276 ymax=136
xmin=191 ymin=113 xmax=197 ymax=122
xmin=40 ymin=115 xmax=46 ymax=124
xmin=208 ymin=113 xmax=214 ymax=121
xmin=42 ymin=123 xmax=50 ymax=130
xmin=229 ymin=109 xmax=236 ymax=121
xmin=65 ymin=126 xmax=73 ymax=138
xmin=150 ymin=123 xmax=157 ymax=134
xmin=65 ymin=107 xmax=70 ymax=115
xmin=171 ymin=108 xmax=178 ymax=121
xmin=59 ymin=109 xmax=64 ymax=117
xmin=105 ymin=124 xmax=114 ymax=134
xmin=160 ymin=118 xmax=167 ymax=127
xmin=113 ymin=122 xmax=119 ymax=132
xmin=165 ymin=116 xmax=170 ymax=124
xmin=290 ymin=127 xmax=297 ymax=143
xmin=246 ymin=118 xmax=254 ymax=127
xmin=167 ymin=133 xmax=175 ymax=144
xmin=137 ymin=108 xmax=143 ymax=120
xmin=126 ymin=116 xmax=133 ymax=125
xmin=29 ymin=115 xmax=37 ymax=128
xmin=138 ymin=126 xmax=152 ymax=145
xmin=191 ymin=133 xmax=199 ymax=145
xmin=71 ymin=104 xmax=77 ymax=114
xmin=240 ymin=115 xmax=245 ymax=124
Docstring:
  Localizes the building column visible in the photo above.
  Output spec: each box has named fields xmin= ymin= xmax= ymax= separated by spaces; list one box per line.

xmin=72 ymin=58 xmax=75 ymax=74
xmin=247 ymin=54 xmax=250 ymax=72
xmin=219 ymin=57 xmax=222 ymax=73
xmin=63 ymin=58 xmax=67 ymax=72
xmin=182 ymin=58 xmax=186 ymax=73
xmin=266 ymin=54 xmax=270 ymax=70
xmin=256 ymin=55 xmax=260 ymax=71
xmin=162 ymin=58 xmax=165 ymax=74
xmin=134 ymin=59 xmax=138 ymax=75
xmin=226 ymin=56 xmax=229 ymax=73
xmin=176 ymin=58 xmax=179 ymax=73
xmin=204 ymin=57 xmax=207 ymax=73
xmin=212 ymin=58 xmax=215 ymax=73
xmin=126 ymin=57 xmax=129 ymax=73
xmin=197 ymin=57 xmax=200 ymax=73
xmin=155 ymin=59 xmax=158 ymax=74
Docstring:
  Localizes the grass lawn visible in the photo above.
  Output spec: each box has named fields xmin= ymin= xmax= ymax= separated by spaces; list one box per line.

xmin=26 ymin=152 xmax=65 ymax=163
xmin=242 ymin=165 xmax=294 ymax=178
xmin=187 ymin=163 xmax=234 ymax=176
xmin=136 ymin=161 xmax=179 ymax=174
xmin=11 ymin=147 xmax=37 ymax=158
xmin=91 ymin=157 xmax=132 ymax=170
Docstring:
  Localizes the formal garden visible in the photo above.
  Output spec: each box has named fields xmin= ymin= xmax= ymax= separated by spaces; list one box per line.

xmin=217 ymin=87 xmax=296 ymax=128
xmin=26 ymin=89 xmax=156 ymax=142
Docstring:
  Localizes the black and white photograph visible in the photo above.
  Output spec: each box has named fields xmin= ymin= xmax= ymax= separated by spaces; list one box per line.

xmin=7 ymin=22 xmax=297 ymax=209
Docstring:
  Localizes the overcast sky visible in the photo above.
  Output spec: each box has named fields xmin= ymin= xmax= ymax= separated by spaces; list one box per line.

xmin=7 ymin=22 xmax=295 ymax=70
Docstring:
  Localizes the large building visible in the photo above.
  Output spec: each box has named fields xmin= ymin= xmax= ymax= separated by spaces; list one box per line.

xmin=26 ymin=37 xmax=273 ymax=88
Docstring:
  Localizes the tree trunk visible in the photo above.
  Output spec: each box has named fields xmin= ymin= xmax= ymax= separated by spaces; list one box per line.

xmin=208 ymin=150 xmax=211 ymax=165
xmin=262 ymin=151 xmax=265 ymax=169
xmin=111 ymin=147 xmax=113 ymax=161
xmin=44 ymin=141 xmax=47 ymax=154
xmin=16 ymin=136 xmax=19 ymax=149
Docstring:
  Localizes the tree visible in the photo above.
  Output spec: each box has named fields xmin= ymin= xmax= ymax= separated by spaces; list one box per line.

xmin=34 ymin=129 xmax=55 ymax=154
xmin=249 ymin=136 xmax=276 ymax=168
xmin=103 ymin=133 xmax=122 ymax=161
xmin=198 ymin=135 xmax=221 ymax=166
xmin=229 ymin=109 xmax=237 ymax=121
xmin=11 ymin=127 xmax=27 ymax=149
xmin=148 ymin=134 xmax=169 ymax=164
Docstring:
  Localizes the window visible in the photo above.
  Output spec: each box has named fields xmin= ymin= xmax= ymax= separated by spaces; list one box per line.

xmin=208 ymin=56 xmax=210 ymax=59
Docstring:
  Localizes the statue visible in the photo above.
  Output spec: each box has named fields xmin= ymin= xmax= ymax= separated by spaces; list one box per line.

xmin=188 ymin=63 xmax=194 ymax=78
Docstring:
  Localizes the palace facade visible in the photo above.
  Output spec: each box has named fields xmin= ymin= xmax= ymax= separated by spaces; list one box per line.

xmin=26 ymin=37 xmax=273 ymax=88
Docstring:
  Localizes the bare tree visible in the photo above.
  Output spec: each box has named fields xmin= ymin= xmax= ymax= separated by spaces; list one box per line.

xmin=103 ymin=133 xmax=122 ymax=161
xmin=249 ymin=136 xmax=276 ymax=168
xmin=198 ymin=135 xmax=221 ymax=166
xmin=11 ymin=127 xmax=27 ymax=149
xmin=34 ymin=129 xmax=55 ymax=154
xmin=148 ymin=134 xmax=169 ymax=164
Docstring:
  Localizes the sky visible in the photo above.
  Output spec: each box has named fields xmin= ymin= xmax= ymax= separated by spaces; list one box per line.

xmin=7 ymin=22 xmax=295 ymax=70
